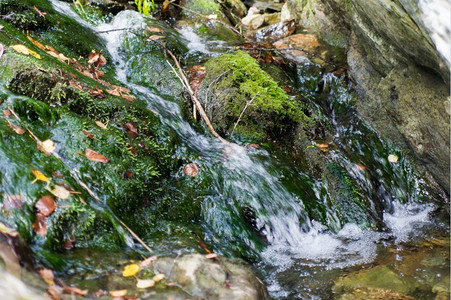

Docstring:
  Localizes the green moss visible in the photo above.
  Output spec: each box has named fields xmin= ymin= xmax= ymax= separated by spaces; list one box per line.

xmin=183 ymin=0 xmax=221 ymax=15
xmin=201 ymin=51 xmax=310 ymax=141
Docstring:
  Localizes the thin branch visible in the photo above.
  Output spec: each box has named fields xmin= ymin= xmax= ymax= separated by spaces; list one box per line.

xmin=93 ymin=28 xmax=133 ymax=34
xmin=230 ymin=92 xmax=259 ymax=138
xmin=9 ymin=107 xmax=153 ymax=254
xmin=160 ymin=42 xmax=229 ymax=144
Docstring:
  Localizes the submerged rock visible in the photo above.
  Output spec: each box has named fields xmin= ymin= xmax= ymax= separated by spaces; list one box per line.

xmin=153 ymin=254 xmax=270 ymax=300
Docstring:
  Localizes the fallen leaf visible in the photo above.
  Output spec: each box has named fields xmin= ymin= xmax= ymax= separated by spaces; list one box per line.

xmin=87 ymin=87 xmax=105 ymax=98
xmin=27 ymin=33 xmax=46 ymax=50
xmin=152 ymin=273 xmax=165 ymax=282
xmin=146 ymin=35 xmax=165 ymax=41
xmin=95 ymin=120 xmax=107 ymax=129
xmin=35 ymin=195 xmax=56 ymax=217
xmin=47 ymin=284 xmax=63 ymax=299
xmin=3 ymin=195 xmax=23 ymax=210
xmin=198 ymin=241 xmax=212 ymax=254
xmin=31 ymin=169 xmax=49 ymax=184
xmin=205 ymin=253 xmax=218 ymax=259
xmin=124 ymin=122 xmax=138 ymax=139
xmin=3 ymin=110 xmax=11 ymax=117
xmin=146 ymin=27 xmax=164 ymax=33
xmin=8 ymin=122 xmax=25 ymax=134
xmin=106 ymin=88 xmax=120 ymax=96
xmin=63 ymin=237 xmax=75 ymax=250
xmin=11 ymin=44 xmax=41 ymax=59
xmin=111 ymin=85 xmax=130 ymax=94
xmin=93 ymin=290 xmax=107 ymax=297
xmin=81 ymin=130 xmax=94 ymax=139
xmin=45 ymin=184 xmax=70 ymax=200
xmin=121 ymin=94 xmax=135 ymax=102
xmin=88 ymin=50 xmax=107 ymax=67
xmin=0 ymin=43 xmax=4 ymax=60
xmin=68 ymin=80 xmax=84 ymax=91
xmin=86 ymin=148 xmax=110 ymax=163
xmin=136 ymin=279 xmax=155 ymax=289
xmin=388 ymin=154 xmax=398 ymax=163
xmin=33 ymin=6 xmax=47 ymax=18
xmin=33 ymin=213 xmax=47 ymax=237
xmin=0 ymin=222 xmax=19 ymax=237
xmin=63 ymin=286 xmax=88 ymax=296
xmin=184 ymin=163 xmax=199 ymax=177
xmin=110 ymin=290 xmax=127 ymax=297
xmin=57 ymin=53 xmax=70 ymax=63
xmin=37 ymin=139 xmax=56 ymax=155
xmin=122 ymin=264 xmax=140 ymax=277
xmin=38 ymin=268 xmax=54 ymax=285
xmin=315 ymin=143 xmax=329 ymax=152
xmin=161 ymin=0 xmax=170 ymax=13
xmin=139 ymin=255 xmax=158 ymax=268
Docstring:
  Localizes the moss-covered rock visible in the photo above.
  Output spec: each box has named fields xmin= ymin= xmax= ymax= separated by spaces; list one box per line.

xmin=198 ymin=51 xmax=309 ymax=142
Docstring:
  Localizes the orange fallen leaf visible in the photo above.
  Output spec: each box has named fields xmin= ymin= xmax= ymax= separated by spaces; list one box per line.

xmin=146 ymin=27 xmax=164 ymax=33
xmin=8 ymin=122 xmax=25 ymax=134
xmin=35 ymin=195 xmax=56 ymax=217
xmin=47 ymin=285 xmax=63 ymax=299
xmin=111 ymin=85 xmax=130 ymax=94
xmin=198 ymin=241 xmax=212 ymax=254
xmin=63 ymin=286 xmax=88 ymax=296
xmin=106 ymin=88 xmax=120 ymax=96
xmin=184 ymin=163 xmax=199 ymax=177
xmin=38 ymin=268 xmax=54 ymax=285
xmin=139 ymin=255 xmax=158 ymax=268
xmin=3 ymin=110 xmax=11 ymax=117
xmin=81 ymin=130 xmax=94 ymax=139
xmin=121 ymin=94 xmax=135 ymax=102
xmin=86 ymin=148 xmax=110 ymax=163
xmin=27 ymin=33 xmax=46 ymax=51
xmin=33 ymin=6 xmax=47 ymax=18
xmin=88 ymin=50 xmax=107 ymax=67
xmin=33 ymin=213 xmax=47 ymax=237
xmin=3 ymin=195 xmax=23 ymax=210
xmin=146 ymin=35 xmax=165 ymax=41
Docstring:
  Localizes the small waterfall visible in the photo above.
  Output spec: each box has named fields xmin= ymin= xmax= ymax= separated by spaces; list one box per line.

xmin=48 ymin=2 xmax=441 ymax=297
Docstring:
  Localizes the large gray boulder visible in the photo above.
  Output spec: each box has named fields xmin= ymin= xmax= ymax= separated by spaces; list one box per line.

xmin=283 ymin=0 xmax=450 ymax=193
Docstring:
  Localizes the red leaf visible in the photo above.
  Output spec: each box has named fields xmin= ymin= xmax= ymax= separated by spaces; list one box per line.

xmin=86 ymin=148 xmax=110 ymax=163
xmin=38 ymin=268 xmax=54 ymax=285
xmin=184 ymin=163 xmax=199 ymax=177
xmin=63 ymin=237 xmax=75 ymax=250
xmin=35 ymin=195 xmax=56 ymax=217
xmin=33 ymin=213 xmax=47 ymax=236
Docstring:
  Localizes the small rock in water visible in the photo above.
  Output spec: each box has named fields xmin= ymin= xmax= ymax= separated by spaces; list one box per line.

xmin=255 ymin=20 xmax=295 ymax=42
xmin=242 ymin=14 xmax=265 ymax=29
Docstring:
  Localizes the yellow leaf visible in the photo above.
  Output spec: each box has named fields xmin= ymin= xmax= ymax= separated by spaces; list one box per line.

xmin=0 ymin=222 xmax=18 ymax=237
xmin=11 ymin=44 xmax=41 ymax=59
xmin=45 ymin=184 xmax=70 ymax=200
xmin=136 ymin=279 xmax=155 ymax=289
xmin=31 ymin=169 xmax=49 ymax=184
xmin=37 ymin=139 xmax=55 ymax=155
xmin=109 ymin=290 xmax=127 ymax=297
xmin=122 ymin=264 xmax=140 ymax=277
xmin=95 ymin=120 xmax=107 ymax=129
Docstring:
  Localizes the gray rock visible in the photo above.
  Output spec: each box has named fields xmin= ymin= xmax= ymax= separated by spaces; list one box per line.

xmin=153 ymin=254 xmax=270 ymax=300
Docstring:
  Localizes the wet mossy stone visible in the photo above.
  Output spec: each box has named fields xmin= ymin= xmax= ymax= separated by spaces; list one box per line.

xmin=199 ymin=51 xmax=309 ymax=141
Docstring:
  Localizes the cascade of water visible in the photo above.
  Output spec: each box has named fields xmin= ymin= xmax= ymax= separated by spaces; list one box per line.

xmin=48 ymin=1 xmax=440 ymax=297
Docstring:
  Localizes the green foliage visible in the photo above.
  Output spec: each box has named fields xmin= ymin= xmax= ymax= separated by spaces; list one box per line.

xmin=135 ymin=0 xmax=155 ymax=16
xmin=202 ymin=51 xmax=310 ymax=140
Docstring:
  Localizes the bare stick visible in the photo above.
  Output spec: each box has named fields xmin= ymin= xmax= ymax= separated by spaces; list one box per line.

xmin=162 ymin=43 xmax=228 ymax=144
xmin=94 ymin=28 xmax=132 ymax=34
xmin=230 ymin=93 xmax=259 ymax=138
xmin=9 ymin=107 xmax=153 ymax=253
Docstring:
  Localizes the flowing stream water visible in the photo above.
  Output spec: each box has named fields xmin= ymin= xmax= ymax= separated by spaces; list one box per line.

xmin=48 ymin=2 xmax=450 ymax=298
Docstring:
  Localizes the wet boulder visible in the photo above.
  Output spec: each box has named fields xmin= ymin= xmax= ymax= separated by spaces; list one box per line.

xmin=197 ymin=51 xmax=310 ymax=142
xmin=153 ymin=254 xmax=270 ymax=300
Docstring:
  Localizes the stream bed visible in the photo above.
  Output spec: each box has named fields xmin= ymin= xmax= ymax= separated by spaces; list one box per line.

xmin=0 ymin=1 xmax=449 ymax=299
